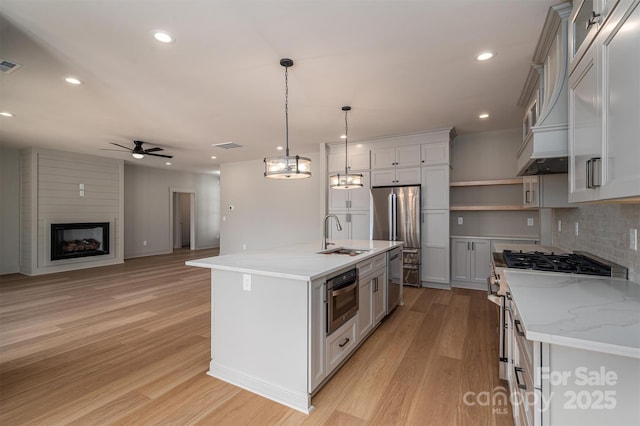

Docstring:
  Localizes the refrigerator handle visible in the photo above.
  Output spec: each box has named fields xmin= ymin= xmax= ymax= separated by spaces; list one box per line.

xmin=388 ymin=193 xmax=394 ymax=241
xmin=392 ymin=193 xmax=398 ymax=241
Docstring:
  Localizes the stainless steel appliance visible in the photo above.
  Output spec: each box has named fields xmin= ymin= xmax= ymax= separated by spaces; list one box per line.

xmin=387 ymin=247 xmax=402 ymax=312
xmin=488 ymin=249 xmax=628 ymax=380
xmin=370 ymin=185 xmax=421 ymax=286
xmin=326 ymin=268 xmax=359 ymax=335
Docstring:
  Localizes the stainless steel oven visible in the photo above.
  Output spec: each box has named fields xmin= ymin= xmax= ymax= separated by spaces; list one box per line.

xmin=326 ymin=268 xmax=359 ymax=335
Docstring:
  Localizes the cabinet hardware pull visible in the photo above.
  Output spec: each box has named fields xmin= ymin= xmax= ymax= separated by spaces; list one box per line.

xmin=586 ymin=10 xmax=601 ymax=28
xmin=591 ymin=157 xmax=602 ymax=187
xmin=586 ymin=159 xmax=593 ymax=189
xmin=471 ymin=242 xmax=475 ymax=251
xmin=525 ymin=190 xmax=531 ymax=204
xmin=467 ymin=241 xmax=470 ymax=251
xmin=514 ymin=319 xmax=525 ymax=337
xmin=339 ymin=337 xmax=350 ymax=348
xmin=514 ymin=367 xmax=527 ymax=390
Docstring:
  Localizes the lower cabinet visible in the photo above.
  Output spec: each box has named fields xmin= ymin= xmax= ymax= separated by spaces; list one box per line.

xmin=309 ymin=279 xmax=327 ymax=392
xmin=450 ymin=238 xmax=490 ymax=288
xmin=325 ymin=316 xmax=357 ymax=373
xmin=421 ymin=210 xmax=450 ymax=285
xmin=357 ymin=256 xmax=386 ymax=341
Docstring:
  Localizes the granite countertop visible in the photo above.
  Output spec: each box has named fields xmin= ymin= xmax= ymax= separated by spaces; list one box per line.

xmin=185 ymin=239 xmax=403 ymax=281
xmin=504 ymin=269 xmax=640 ymax=359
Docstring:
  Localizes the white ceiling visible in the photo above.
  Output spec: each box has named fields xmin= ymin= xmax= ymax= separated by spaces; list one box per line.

xmin=0 ymin=0 xmax=563 ymax=174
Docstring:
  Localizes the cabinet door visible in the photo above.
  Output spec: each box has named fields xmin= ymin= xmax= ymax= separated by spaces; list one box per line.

xmin=396 ymin=145 xmax=422 ymax=167
xmin=569 ymin=46 xmax=601 ymax=202
xmin=421 ymin=210 xmax=450 ymax=284
xmin=395 ymin=167 xmax=421 ymax=185
xmin=601 ymin=1 xmax=640 ymax=199
xmin=357 ymin=275 xmax=373 ymax=341
xmin=372 ymin=270 xmax=386 ymax=325
xmin=327 ymin=151 xmax=345 ymax=173
xmin=349 ymin=149 xmax=370 ymax=171
xmin=451 ymin=239 xmax=471 ymax=282
xmin=309 ymin=279 xmax=326 ymax=391
xmin=371 ymin=147 xmax=396 ymax=169
xmin=349 ymin=172 xmax=371 ymax=210
xmin=470 ymin=239 xmax=491 ymax=283
xmin=421 ymin=165 xmax=449 ymax=209
xmin=349 ymin=211 xmax=371 ymax=241
xmin=371 ymin=169 xmax=396 ymax=186
xmin=328 ymin=184 xmax=349 ymax=211
xmin=421 ymin=141 xmax=449 ymax=166
xmin=328 ymin=212 xmax=349 ymax=240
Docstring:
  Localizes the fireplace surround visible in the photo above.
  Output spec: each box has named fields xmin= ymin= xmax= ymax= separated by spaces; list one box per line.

xmin=50 ymin=222 xmax=110 ymax=261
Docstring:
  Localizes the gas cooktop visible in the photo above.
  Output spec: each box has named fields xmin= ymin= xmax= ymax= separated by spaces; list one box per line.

xmin=502 ymin=250 xmax=628 ymax=278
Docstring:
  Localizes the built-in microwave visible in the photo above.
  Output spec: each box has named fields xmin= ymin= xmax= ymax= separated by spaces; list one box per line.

xmin=326 ymin=268 xmax=359 ymax=335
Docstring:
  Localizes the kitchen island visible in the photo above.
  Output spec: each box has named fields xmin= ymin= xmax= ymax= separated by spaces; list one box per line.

xmin=186 ymin=240 xmax=403 ymax=413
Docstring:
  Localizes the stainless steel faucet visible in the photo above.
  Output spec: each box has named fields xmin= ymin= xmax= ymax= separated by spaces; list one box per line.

xmin=322 ymin=214 xmax=343 ymax=250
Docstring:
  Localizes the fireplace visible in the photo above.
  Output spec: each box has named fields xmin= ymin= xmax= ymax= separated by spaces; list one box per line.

xmin=51 ymin=222 xmax=110 ymax=261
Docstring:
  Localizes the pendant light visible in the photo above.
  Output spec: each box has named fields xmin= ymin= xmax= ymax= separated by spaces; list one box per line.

xmin=264 ymin=58 xmax=312 ymax=179
xmin=329 ymin=106 xmax=363 ymax=189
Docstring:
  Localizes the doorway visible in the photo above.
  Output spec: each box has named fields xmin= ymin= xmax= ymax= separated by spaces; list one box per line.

xmin=171 ymin=190 xmax=196 ymax=251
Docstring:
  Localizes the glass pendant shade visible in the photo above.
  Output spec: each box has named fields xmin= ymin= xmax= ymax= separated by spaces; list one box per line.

xmin=264 ymin=155 xmax=312 ymax=179
xmin=329 ymin=105 xmax=363 ymax=189
xmin=329 ymin=172 xmax=363 ymax=189
xmin=264 ymin=58 xmax=311 ymax=180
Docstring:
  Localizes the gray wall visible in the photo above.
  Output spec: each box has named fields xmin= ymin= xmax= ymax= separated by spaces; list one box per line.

xmin=553 ymin=204 xmax=640 ymax=282
xmin=0 ymin=147 xmax=20 ymax=274
xmin=124 ymin=164 xmax=220 ymax=258
xmin=219 ymin=153 xmax=321 ymax=255
xmin=450 ymin=128 xmax=521 ymax=181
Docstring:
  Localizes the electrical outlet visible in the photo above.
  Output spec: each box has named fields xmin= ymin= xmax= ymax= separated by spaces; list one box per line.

xmin=575 ymin=222 xmax=579 ymax=236
xmin=143 ymin=240 xmax=147 ymax=246
xmin=630 ymin=229 xmax=638 ymax=251
xmin=457 ymin=217 xmax=463 ymax=225
xmin=243 ymin=274 xmax=251 ymax=291
xmin=558 ymin=220 xmax=562 ymax=232
xmin=527 ymin=218 xmax=534 ymax=227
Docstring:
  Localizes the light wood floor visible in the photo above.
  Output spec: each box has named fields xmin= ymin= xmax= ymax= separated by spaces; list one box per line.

xmin=0 ymin=249 xmax=513 ymax=425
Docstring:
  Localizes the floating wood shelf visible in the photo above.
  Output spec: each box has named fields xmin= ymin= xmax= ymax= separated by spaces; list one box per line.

xmin=450 ymin=178 xmax=523 ymax=187
xmin=450 ymin=205 xmax=538 ymax=211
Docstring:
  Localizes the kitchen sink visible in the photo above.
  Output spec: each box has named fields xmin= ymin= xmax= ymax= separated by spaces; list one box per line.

xmin=319 ymin=248 xmax=370 ymax=256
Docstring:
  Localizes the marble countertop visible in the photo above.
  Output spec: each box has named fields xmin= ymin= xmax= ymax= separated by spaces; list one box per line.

xmin=504 ymin=269 xmax=640 ymax=359
xmin=186 ymin=240 xmax=403 ymax=281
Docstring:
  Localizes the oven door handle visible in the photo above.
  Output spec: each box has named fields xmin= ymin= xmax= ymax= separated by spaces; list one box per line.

xmin=330 ymin=280 xmax=358 ymax=296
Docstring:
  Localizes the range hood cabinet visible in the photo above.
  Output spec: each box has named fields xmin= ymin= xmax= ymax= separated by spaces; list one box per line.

xmin=516 ymin=3 xmax=572 ymax=176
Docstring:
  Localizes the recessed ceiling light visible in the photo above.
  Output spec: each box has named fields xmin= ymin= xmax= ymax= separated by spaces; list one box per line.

xmin=165 ymin=162 xmax=172 ymax=165
xmin=479 ymin=113 xmax=491 ymax=119
xmin=211 ymin=156 xmax=217 ymax=159
xmin=340 ymin=135 xmax=347 ymax=139
xmin=0 ymin=111 xmax=14 ymax=117
xmin=476 ymin=51 xmax=495 ymax=61
xmin=65 ymin=77 xmax=83 ymax=85
xmin=276 ymin=146 xmax=283 ymax=151
xmin=153 ymin=31 xmax=174 ymax=43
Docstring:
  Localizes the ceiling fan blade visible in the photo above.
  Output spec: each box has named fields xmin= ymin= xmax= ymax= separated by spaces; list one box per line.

xmin=143 ymin=147 xmax=164 ymax=153
xmin=100 ymin=148 xmax=131 ymax=153
xmin=109 ymin=142 xmax=133 ymax=151
xmin=146 ymin=152 xmax=173 ymax=159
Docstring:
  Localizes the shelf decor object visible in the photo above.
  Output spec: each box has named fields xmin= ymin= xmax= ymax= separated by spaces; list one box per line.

xmin=329 ymin=106 xmax=363 ymax=189
xmin=264 ymin=58 xmax=311 ymax=179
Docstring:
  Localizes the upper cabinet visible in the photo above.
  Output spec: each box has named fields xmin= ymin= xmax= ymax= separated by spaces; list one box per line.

xmin=569 ymin=0 xmax=620 ymax=71
xmin=421 ymin=141 xmax=449 ymax=166
xmin=371 ymin=145 xmax=421 ymax=169
xmin=516 ymin=3 xmax=573 ymax=176
xmin=568 ymin=0 xmax=640 ymax=202
xmin=328 ymin=148 xmax=370 ymax=172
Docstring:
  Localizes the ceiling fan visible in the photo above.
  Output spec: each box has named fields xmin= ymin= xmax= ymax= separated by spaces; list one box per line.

xmin=103 ymin=140 xmax=173 ymax=159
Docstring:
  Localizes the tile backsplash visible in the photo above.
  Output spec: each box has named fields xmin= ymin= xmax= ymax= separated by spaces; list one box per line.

xmin=552 ymin=204 xmax=640 ymax=282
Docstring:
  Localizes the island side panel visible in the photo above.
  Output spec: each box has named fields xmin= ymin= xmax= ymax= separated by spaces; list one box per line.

xmin=209 ymin=269 xmax=310 ymax=411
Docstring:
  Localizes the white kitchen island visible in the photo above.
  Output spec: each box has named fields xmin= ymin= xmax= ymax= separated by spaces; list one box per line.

xmin=186 ymin=240 xmax=403 ymax=414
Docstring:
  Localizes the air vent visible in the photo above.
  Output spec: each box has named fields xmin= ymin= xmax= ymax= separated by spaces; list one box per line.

xmin=0 ymin=59 xmax=22 ymax=74
xmin=211 ymin=142 xmax=243 ymax=149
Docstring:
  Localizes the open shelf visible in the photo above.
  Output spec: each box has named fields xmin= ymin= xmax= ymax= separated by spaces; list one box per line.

xmin=450 ymin=178 xmax=523 ymax=187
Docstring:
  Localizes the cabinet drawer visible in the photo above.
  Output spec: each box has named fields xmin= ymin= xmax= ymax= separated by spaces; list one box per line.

xmin=357 ymin=253 xmax=386 ymax=277
xmin=326 ymin=317 xmax=357 ymax=372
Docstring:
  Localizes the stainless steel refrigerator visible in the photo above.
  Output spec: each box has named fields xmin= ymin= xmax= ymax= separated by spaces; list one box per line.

xmin=370 ymin=185 xmax=421 ymax=286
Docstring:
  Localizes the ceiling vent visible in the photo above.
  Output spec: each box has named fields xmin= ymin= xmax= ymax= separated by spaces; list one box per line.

xmin=212 ymin=142 xmax=243 ymax=149
xmin=0 ymin=59 xmax=22 ymax=74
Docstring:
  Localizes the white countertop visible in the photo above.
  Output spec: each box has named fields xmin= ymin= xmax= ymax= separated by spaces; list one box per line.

xmin=504 ymin=269 xmax=640 ymax=359
xmin=186 ymin=240 xmax=403 ymax=281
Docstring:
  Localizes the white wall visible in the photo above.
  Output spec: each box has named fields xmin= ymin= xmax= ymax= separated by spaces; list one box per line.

xmin=124 ymin=164 xmax=220 ymax=258
xmin=219 ymin=153 xmax=321 ymax=255
xmin=0 ymin=147 xmax=20 ymax=274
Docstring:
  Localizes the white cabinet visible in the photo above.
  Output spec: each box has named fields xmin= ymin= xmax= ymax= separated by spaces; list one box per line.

xmin=569 ymin=0 xmax=620 ymax=70
xmin=357 ymin=254 xmax=387 ymax=341
xmin=371 ymin=145 xmax=421 ymax=169
xmin=522 ymin=176 xmax=540 ymax=208
xmin=450 ymin=238 xmax=490 ymax=288
xmin=357 ymin=275 xmax=373 ymax=341
xmin=569 ymin=0 xmax=640 ymax=202
xmin=325 ymin=316 xmax=357 ymax=373
xmin=328 ymin=172 xmax=370 ymax=211
xmin=421 ymin=141 xmax=449 ymax=166
xmin=372 ymin=268 xmax=386 ymax=325
xmin=328 ymin=211 xmax=370 ymax=241
xmin=421 ymin=210 xmax=450 ymax=284
xmin=328 ymin=148 xmax=370 ymax=172
xmin=421 ymin=165 xmax=449 ymax=210
xmin=371 ymin=167 xmax=420 ymax=186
